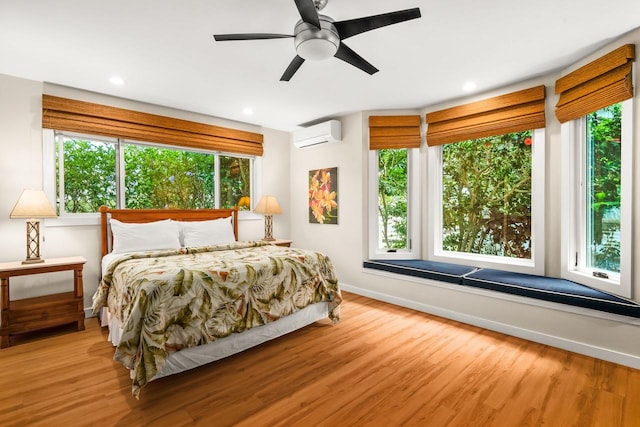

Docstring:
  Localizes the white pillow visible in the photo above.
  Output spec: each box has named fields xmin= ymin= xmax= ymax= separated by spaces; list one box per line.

xmin=110 ymin=219 xmax=181 ymax=254
xmin=179 ymin=217 xmax=236 ymax=247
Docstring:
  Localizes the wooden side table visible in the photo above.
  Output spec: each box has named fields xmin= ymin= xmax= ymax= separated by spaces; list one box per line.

xmin=0 ymin=256 xmax=86 ymax=348
xmin=264 ymin=239 xmax=292 ymax=247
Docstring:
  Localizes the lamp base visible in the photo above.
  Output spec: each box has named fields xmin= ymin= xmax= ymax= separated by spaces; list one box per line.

xmin=24 ymin=220 xmax=44 ymax=264
xmin=263 ymin=214 xmax=275 ymax=241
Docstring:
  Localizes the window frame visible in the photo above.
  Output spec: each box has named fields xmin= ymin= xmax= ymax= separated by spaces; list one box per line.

xmin=560 ymin=99 xmax=633 ymax=298
xmin=43 ymin=129 xmax=262 ymax=226
xmin=427 ymin=128 xmax=546 ymax=275
xmin=368 ymin=147 xmax=420 ymax=260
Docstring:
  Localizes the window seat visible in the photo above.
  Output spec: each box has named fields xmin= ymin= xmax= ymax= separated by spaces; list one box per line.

xmin=363 ymin=259 xmax=640 ymax=319
xmin=363 ymin=259 xmax=476 ymax=284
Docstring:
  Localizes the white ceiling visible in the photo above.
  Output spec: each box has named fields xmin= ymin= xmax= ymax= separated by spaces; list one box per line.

xmin=1 ymin=0 xmax=639 ymax=131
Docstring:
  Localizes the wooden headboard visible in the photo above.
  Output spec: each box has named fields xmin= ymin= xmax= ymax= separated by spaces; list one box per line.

xmin=99 ymin=205 xmax=239 ymax=258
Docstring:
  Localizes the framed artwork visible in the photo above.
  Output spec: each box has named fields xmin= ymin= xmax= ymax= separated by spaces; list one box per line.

xmin=309 ymin=167 xmax=338 ymax=224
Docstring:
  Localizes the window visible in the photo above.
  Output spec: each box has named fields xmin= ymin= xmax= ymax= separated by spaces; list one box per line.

xmin=44 ymin=131 xmax=257 ymax=221
xmin=367 ymin=115 xmax=421 ymax=259
xmin=428 ymin=129 xmax=545 ymax=274
xmin=368 ymin=147 xmax=420 ymax=259
xmin=561 ymin=100 xmax=633 ymax=297
xmin=423 ymin=85 xmax=546 ymax=274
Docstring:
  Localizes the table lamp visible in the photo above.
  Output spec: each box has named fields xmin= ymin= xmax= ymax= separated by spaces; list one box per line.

xmin=253 ymin=195 xmax=282 ymax=241
xmin=10 ymin=189 xmax=58 ymax=264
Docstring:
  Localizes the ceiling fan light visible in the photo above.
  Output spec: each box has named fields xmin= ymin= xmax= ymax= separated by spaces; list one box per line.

xmin=294 ymin=16 xmax=340 ymax=61
xmin=297 ymin=38 xmax=338 ymax=60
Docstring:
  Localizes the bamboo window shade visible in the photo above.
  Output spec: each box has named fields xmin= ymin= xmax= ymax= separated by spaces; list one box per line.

xmin=555 ymin=44 xmax=635 ymax=123
xmin=425 ymin=85 xmax=546 ymax=146
xmin=369 ymin=115 xmax=422 ymax=150
xmin=42 ymin=95 xmax=264 ymax=156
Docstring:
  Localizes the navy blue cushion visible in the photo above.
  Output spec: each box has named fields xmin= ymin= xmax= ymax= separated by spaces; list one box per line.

xmin=463 ymin=269 xmax=640 ymax=318
xmin=363 ymin=259 xmax=476 ymax=284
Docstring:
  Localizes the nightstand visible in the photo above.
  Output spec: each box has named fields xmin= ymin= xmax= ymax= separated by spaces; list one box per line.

xmin=0 ymin=256 xmax=86 ymax=348
xmin=264 ymin=239 xmax=292 ymax=247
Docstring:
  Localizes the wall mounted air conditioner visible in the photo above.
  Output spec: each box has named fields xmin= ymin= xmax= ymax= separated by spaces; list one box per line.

xmin=292 ymin=120 xmax=342 ymax=148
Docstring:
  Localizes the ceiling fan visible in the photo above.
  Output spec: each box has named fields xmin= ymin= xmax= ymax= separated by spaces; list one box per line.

xmin=213 ymin=0 xmax=421 ymax=81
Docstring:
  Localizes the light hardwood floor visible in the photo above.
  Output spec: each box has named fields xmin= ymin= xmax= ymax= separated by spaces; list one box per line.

xmin=0 ymin=291 xmax=638 ymax=427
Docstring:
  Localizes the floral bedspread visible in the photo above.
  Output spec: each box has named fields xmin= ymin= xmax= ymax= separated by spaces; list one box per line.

xmin=92 ymin=241 xmax=341 ymax=397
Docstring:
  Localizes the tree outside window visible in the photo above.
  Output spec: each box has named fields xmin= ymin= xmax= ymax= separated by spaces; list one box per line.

xmin=219 ymin=156 xmax=251 ymax=210
xmin=441 ymin=131 xmax=532 ymax=258
xmin=57 ymin=138 xmax=116 ymax=213
xmin=124 ymin=144 xmax=214 ymax=209
xmin=377 ymin=149 xmax=408 ymax=249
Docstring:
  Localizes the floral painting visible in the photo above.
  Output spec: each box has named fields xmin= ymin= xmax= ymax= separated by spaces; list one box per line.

xmin=309 ymin=167 xmax=338 ymax=224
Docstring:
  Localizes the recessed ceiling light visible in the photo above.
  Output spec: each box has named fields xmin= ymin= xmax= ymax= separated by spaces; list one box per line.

xmin=463 ymin=81 xmax=477 ymax=92
xmin=242 ymin=107 xmax=254 ymax=116
xmin=109 ymin=76 xmax=125 ymax=86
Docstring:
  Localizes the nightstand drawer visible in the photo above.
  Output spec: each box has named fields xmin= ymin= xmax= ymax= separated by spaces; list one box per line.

xmin=8 ymin=292 xmax=83 ymax=331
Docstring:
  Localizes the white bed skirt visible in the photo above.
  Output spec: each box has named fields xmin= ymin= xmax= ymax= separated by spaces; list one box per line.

xmin=101 ymin=302 xmax=330 ymax=381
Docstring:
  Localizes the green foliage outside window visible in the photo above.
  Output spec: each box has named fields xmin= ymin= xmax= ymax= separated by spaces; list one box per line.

xmin=58 ymin=139 xmax=116 ymax=213
xmin=378 ymin=149 xmax=408 ymax=249
xmin=442 ymin=131 xmax=532 ymax=258
xmin=219 ymin=156 xmax=251 ymax=210
xmin=56 ymin=136 xmax=251 ymax=213
xmin=124 ymin=144 xmax=214 ymax=209
xmin=586 ymin=103 xmax=621 ymax=272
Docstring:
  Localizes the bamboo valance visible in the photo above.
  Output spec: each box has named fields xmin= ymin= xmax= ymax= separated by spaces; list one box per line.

xmin=369 ymin=115 xmax=421 ymax=150
xmin=42 ymin=95 xmax=264 ymax=156
xmin=425 ymin=85 xmax=546 ymax=146
xmin=555 ymin=44 xmax=635 ymax=123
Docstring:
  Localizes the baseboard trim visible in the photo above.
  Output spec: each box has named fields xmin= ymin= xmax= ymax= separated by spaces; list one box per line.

xmin=340 ymin=282 xmax=640 ymax=370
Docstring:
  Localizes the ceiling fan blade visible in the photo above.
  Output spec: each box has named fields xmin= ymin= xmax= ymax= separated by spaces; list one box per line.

xmin=280 ymin=55 xmax=306 ymax=81
xmin=214 ymin=33 xmax=293 ymax=41
xmin=334 ymin=43 xmax=379 ymax=75
xmin=294 ymin=0 xmax=321 ymax=28
xmin=334 ymin=8 xmax=421 ymax=40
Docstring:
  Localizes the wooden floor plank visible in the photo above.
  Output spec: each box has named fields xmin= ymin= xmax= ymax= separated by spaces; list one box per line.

xmin=0 ymin=291 xmax=638 ymax=427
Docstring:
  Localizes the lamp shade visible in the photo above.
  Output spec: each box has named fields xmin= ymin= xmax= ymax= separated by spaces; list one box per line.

xmin=10 ymin=189 xmax=57 ymax=219
xmin=253 ymin=195 xmax=282 ymax=215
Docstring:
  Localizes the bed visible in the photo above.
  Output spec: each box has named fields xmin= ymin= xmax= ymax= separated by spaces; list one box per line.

xmin=92 ymin=206 xmax=342 ymax=398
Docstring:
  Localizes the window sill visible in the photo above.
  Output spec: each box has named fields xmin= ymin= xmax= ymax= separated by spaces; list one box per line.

xmin=563 ymin=269 xmax=627 ymax=298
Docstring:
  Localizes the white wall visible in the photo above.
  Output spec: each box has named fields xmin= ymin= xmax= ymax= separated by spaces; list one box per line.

xmin=0 ymin=75 xmax=61 ymax=300
xmin=0 ymin=75 xmax=291 ymax=311
xmin=259 ymin=126 xmax=292 ymax=242
xmin=290 ymin=112 xmax=365 ymax=284
xmin=289 ymin=31 xmax=640 ymax=368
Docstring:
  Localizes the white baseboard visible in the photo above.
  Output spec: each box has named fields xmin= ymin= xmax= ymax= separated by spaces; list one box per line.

xmin=340 ymin=282 xmax=640 ymax=370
